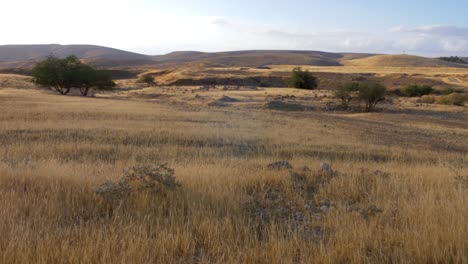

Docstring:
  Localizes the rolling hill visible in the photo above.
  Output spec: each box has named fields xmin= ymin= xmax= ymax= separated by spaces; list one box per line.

xmin=152 ymin=50 xmax=375 ymax=67
xmin=0 ymin=44 xmax=153 ymax=68
xmin=343 ymin=54 xmax=468 ymax=68
xmin=1 ymin=45 xmax=468 ymax=70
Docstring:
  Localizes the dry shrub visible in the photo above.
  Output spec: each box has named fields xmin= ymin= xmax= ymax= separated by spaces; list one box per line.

xmin=96 ymin=163 xmax=180 ymax=204
xmin=422 ymin=93 xmax=467 ymax=106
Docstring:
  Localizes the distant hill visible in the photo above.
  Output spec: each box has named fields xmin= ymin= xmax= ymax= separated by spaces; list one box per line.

xmin=2 ymin=45 xmax=468 ymax=70
xmin=152 ymin=50 xmax=375 ymax=67
xmin=0 ymin=44 xmax=153 ymax=68
xmin=343 ymin=54 xmax=468 ymax=68
xmin=437 ymin=56 xmax=467 ymax=64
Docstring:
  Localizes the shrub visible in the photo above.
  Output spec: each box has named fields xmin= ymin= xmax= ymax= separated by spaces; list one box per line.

xmin=438 ymin=56 xmax=467 ymax=64
xmin=438 ymin=93 xmax=467 ymax=106
xmin=432 ymin=87 xmax=464 ymax=95
xmin=288 ymin=67 xmax=318 ymax=90
xmin=358 ymin=81 xmax=387 ymax=112
xmin=421 ymin=95 xmax=436 ymax=104
xmin=421 ymin=93 xmax=467 ymax=106
xmin=96 ymin=164 xmax=180 ymax=202
xmin=32 ymin=55 xmax=115 ymax=96
xmin=139 ymin=74 xmax=156 ymax=87
xmin=335 ymin=82 xmax=359 ymax=108
xmin=401 ymin=84 xmax=434 ymax=97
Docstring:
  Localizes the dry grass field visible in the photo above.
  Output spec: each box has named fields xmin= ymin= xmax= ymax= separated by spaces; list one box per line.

xmin=0 ymin=73 xmax=467 ymax=263
xmin=140 ymin=63 xmax=468 ymax=90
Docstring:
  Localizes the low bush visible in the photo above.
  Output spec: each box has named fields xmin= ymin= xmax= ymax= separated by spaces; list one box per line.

xmin=139 ymin=74 xmax=156 ymax=87
xmin=401 ymin=84 xmax=433 ymax=97
xmin=438 ymin=93 xmax=467 ymax=106
xmin=421 ymin=93 xmax=467 ymax=106
xmin=421 ymin=95 xmax=436 ymax=104
xmin=358 ymin=81 xmax=387 ymax=112
xmin=96 ymin=163 xmax=180 ymax=202
xmin=432 ymin=87 xmax=464 ymax=95
xmin=288 ymin=67 xmax=318 ymax=90
xmin=335 ymin=82 xmax=359 ymax=108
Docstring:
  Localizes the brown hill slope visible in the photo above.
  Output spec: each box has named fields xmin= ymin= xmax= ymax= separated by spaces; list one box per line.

xmin=153 ymin=50 xmax=375 ymax=67
xmin=343 ymin=54 xmax=468 ymax=68
xmin=0 ymin=44 xmax=153 ymax=68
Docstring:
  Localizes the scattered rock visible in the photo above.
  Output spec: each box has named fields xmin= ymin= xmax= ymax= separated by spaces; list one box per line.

xmin=455 ymin=175 xmax=468 ymax=189
xmin=298 ymin=166 xmax=312 ymax=173
xmin=320 ymin=200 xmax=332 ymax=213
xmin=319 ymin=163 xmax=333 ymax=174
xmin=207 ymin=100 xmax=228 ymax=107
xmin=267 ymin=160 xmax=293 ymax=170
xmin=222 ymin=85 xmax=241 ymax=91
xmin=361 ymin=205 xmax=383 ymax=220
xmin=373 ymin=170 xmax=390 ymax=178
xmin=289 ymin=170 xmax=306 ymax=181
xmin=294 ymin=212 xmax=305 ymax=222
xmin=218 ymin=95 xmax=240 ymax=102
xmin=264 ymin=100 xmax=308 ymax=111
xmin=303 ymin=226 xmax=329 ymax=244
xmin=304 ymin=202 xmax=321 ymax=214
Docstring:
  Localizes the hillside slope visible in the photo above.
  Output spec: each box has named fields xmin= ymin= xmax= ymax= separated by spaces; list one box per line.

xmin=2 ymin=45 xmax=468 ymax=70
xmin=0 ymin=44 xmax=153 ymax=68
xmin=343 ymin=54 xmax=468 ymax=68
xmin=153 ymin=50 xmax=375 ymax=67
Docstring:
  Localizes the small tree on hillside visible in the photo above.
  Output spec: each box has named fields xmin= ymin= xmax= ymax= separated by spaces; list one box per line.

xmin=79 ymin=66 xmax=115 ymax=96
xmin=32 ymin=55 xmax=115 ymax=96
xmin=358 ymin=81 xmax=387 ymax=112
xmin=140 ymin=74 xmax=156 ymax=87
xmin=32 ymin=56 xmax=82 ymax=95
xmin=288 ymin=67 xmax=318 ymax=90
xmin=335 ymin=82 xmax=359 ymax=108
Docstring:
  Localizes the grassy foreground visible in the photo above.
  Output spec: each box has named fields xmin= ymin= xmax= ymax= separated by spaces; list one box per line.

xmin=0 ymin=88 xmax=467 ymax=263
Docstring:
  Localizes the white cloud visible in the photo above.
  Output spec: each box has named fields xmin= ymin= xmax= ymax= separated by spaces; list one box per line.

xmin=2 ymin=2 xmax=468 ymax=57
xmin=393 ymin=25 xmax=468 ymax=37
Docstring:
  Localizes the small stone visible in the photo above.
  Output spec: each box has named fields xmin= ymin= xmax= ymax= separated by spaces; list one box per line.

xmin=294 ymin=212 xmax=304 ymax=222
xmin=267 ymin=160 xmax=293 ymax=170
xmin=320 ymin=199 xmax=331 ymax=207
xmin=320 ymin=163 xmax=333 ymax=174
xmin=361 ymin=205 xmax=383 ymax=220
xmin=320 ymin=205 xmax=330 ymax=213
xmin=298 ymin=166 xmax=312 ymax=172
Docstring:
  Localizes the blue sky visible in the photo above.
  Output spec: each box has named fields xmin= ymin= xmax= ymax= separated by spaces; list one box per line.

xmin=2 ymin=0 xmax=468 ymax=56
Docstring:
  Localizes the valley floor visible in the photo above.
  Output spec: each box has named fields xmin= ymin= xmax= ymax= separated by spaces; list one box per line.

xmin=0 ymin=86 xmax=467 ymax=263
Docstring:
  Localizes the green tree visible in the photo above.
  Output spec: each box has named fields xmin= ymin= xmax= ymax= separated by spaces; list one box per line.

xmin=140 ymin=74 xmax=156 ymax=87
xmin=401 ymin=84 xmax=433 ymax=97
xmin=335 ymin=82 xmax=359 ymax=108
xmin=438 ymin=56 xmax=467 ymax=64
xmin=78 ymin=65 xmax=115 ymax=96
xmin=358 ymin=81 xmax=387 ymax=112
xmin=288 ymin=67 xmax=318 ymax=90
xmin=32 ymin=55 xmax=115 ymax=96
xmin=32 ymin=56 xmax=82 ymax=95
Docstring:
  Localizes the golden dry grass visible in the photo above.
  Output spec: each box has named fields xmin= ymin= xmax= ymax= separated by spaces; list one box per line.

xmin=0 ymin=76 xmax=467 ymax=263
xmin=140 ymin=64 xmax=468 ymax=89
xmin=342 ymin=54 xmax=468 ymax=68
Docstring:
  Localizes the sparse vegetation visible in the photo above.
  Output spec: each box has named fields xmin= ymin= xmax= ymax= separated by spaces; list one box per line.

xmin=438 ymin=56 xmax=467 ymax=64
xmin=422 ymin=93 xmax=467 ymax=106
xmin=288 ymin=67 xmax=318 ymax=89
xmin=335 ymin=82 xmax=359 ymax=108
xmin=401 ymin=84 xmax=434 ymax=97
xmin=433 ymin=87 xmax=464 ymax=95
xmin=357 ymin=81 xmax=387 ymax=112
xmin=32 ymin=55 xmax=115 ymax=96
xmin=335 ymin=81 xmax=386 ymax=111
xmin=0 ymin=76 xmax=466 ymax=263
xmin=139 ymin=74 xmax=156 ymax=87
